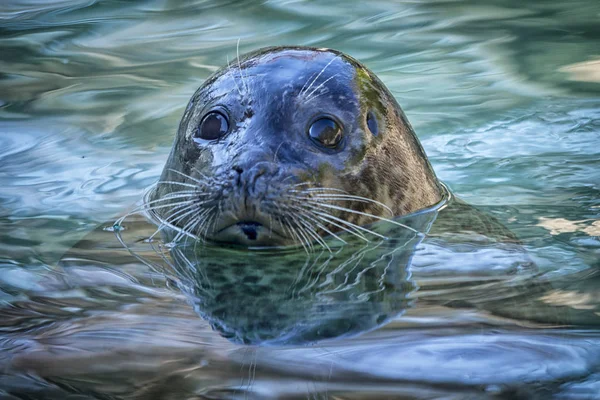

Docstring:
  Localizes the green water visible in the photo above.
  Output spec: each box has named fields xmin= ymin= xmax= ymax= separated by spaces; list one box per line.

xmin=1 ymin=1 xmax=599 ymax=399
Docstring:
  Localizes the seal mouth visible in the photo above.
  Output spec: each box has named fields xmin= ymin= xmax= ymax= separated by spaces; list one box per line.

xmin=238 ymin=222 xmax=260 ymax=241
xmin=210 ymin=220 xmax=290 ymax=247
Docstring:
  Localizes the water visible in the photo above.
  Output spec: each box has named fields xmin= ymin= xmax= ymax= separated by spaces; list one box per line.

xmin=1 ymin=0 xmax=599 ymax=398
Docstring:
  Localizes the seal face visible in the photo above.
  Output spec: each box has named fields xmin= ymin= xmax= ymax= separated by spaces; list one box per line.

xmin=150 ymin=46 xmax=443 ymax=248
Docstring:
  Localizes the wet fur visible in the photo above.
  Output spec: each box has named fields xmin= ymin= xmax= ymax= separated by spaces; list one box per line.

xmin=150 ymin=46 xmax=443 ymax=246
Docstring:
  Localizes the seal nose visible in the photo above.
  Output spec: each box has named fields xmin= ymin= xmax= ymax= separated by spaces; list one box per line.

xmin=232 ymin=161 xmax=279 ymax=195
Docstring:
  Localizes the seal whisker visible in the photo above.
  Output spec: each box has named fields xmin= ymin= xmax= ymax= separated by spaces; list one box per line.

xmin=187 ymin=205 xmax=216 ymax=238
xmin=191 ymin=167 xmax=215 ymax=183
xmin=156 ymin=206 xmax=202 ymax=241
xmin=304 ymin=201 xmax=423 ymax=236
xmin=121 ymin=198 xmax=194 ymax=221
xmin=286 ymin=192 xmax=391 ymax=241
xmin=305 ymin=73 xmax=339 ymax=102
xmin=310 ymin=212 xmax=372 ymax=242
xmin=273 ymin=142 xmax=285 ymax=163
xmin=289 ymin=217 xmax=315 ymax=252
xmin=156 ymin=180 xmax=200 ymax=189
xmin=290 ymin=181 xmax=315 ymax=188
xmin=299 ymin=71 xmax=318 ymax=96
xmin=157 ymin=190 xmax=203 ymax=198
xmin=301 ymin=55 xmax=339 ymax=97
xmin=151 ymin=201 xmax=209 ymax=243
xmin=226 ymin=54 xmax=244 ymax=97
xmin=278 ymin=217 xmax=305 ymax=252
xmin=145 ymin=198 xmax=210 ymax=217
xmin=236 ymin=38 xmax=249 ymax=94
xmin=174 ymin=215 xmax=201 ymax=243
xmin=145 ymin=202 xmax=197 ymax=224
xmin=163 ymin=204 xmax=200 ymax=226
xmin=167 ymin=168 xmax=211 ymax=185
xmin=182 ymin=215 xmax=205 ymax=245
xmin=148 ymin=204 xmax=198 ymax=241
xmin=302 ymin=204 xmax=383 ymax=240
xmin=278 ymin=214 xmax=310 ymax=253
xmin=113 ymin=199 xmax=196 ymax=234
xmin=141 ymin=194 xmax=198 ymax=209
xmin=199 ymin=206 xmax=219 ymax=239
xmin=297 ymin=189 xmax=393 ymax=214
xmin=282 ymin=203 xmax=347 ymax=245
xmin=291 ymin=194 xmax=394 ymax=215
xmin=286 ymin=199 xmax=371 ymax=242
xmin=294 ymin=187 xmax=348 ymax=194
xmin=173 ymin=206 xmax=213 ymax=243
xmin=287 ymin=210 xmax=331 ymax=252
xmin=152 ymin=215 xmax=200 ymax=242
xmin=208 ymin=200 xmax=223 ymax=235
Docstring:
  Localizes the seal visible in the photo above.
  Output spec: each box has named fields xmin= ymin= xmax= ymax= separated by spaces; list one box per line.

xmin=149 ymin=46 xmax=444 ymax=248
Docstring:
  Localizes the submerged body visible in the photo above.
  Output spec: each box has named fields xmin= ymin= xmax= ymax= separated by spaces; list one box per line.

xmin=150 ymin=46 xmax=443 ymax=248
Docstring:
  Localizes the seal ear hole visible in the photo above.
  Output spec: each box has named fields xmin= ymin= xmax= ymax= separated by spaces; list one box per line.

xmin=366 ymin=111 xmax=378 ymax=136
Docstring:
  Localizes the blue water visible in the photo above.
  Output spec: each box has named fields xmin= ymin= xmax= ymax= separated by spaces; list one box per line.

xmin=1 ymin=1 xmax=599 ymax=399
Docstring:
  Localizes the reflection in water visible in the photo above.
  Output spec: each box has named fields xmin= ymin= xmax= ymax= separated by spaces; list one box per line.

xmin=163 ymin=211 xmax=435 ymax=345
xmin=3 ymin=200 xmax=599 ymax=398
xmin=1 ymin=0 xmax=600 ymax=398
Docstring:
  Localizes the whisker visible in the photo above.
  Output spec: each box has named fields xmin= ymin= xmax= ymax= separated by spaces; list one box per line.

xmin=303 ymin=201 xmax=422 ymax=236
xmin=278 ymin=215 xmax=310 ymax=254
xmin=312 ymin=212 xmax=372 ymax=242
xmin=156 ymin=180 xmax=199 ymax=189
xmin=167 ymin=169 xmax=209 ymax=186
xmin=289 ymin=217 xmax=315 ymax=252
xmin=148 ymin=203 xmax=198 ymax=240
xmin=302 ymin=204 xmax=384 ymax=240
xmin=227 ymin=54 xmax=244 ymax=97
xmin=282 ymin=203 xmax=347 ymax=245
xmin=301 ymin=55 xmax=339 ymax=97
xmin=299 ymin=191 xmax=393 ymax=215
xmin=285 ymin=198 xmax=371 ymax=241
xmin=114 ymin=199 xmax=195 ymax=232
xmin=305 ymin=73 xmax=339 ymax=102
xmin=163 ymin=204 xmax=199 ymax=226
xmin=208 ymin=200 xmax=223 ymax=235
xmin=199 ymin=206 xmax=218 ymax=239
xmin=120 ymin=199 xmax=195 ymax=221
xmin=141 ymin=194 xmax=197 ymax=208
xmin=290 ymin=194 xmax=393 ymax=215
xmin=301 ymin=187 xmax=347 ymax=193
xmin=173 ymin=210 xmax=204 ymax=243
xmin=299 ymin=71 xmax=318 ymax=96
xmin=237 ymin=38 xmax=249 ymax=93
xmin=285 ymin=210 xmax=331 ymax=252
xmin=178 ymin=205 xmax=216 ymax=243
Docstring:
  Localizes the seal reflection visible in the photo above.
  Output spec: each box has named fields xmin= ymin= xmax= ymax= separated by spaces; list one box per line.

xmin=156 ymin=209 xmax=437 ymax=345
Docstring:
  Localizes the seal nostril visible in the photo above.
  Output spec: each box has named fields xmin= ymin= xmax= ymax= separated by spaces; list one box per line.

xmin=233 ymin=166 xmax=244 ymax=174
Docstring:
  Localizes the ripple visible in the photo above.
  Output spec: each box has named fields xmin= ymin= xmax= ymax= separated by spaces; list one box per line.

xmin=0 ymin=0 xmax=599 ymax=397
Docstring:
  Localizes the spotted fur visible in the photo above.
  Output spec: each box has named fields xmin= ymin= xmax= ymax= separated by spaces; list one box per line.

xmin=150 ymin=46 xmax=444 ymax=248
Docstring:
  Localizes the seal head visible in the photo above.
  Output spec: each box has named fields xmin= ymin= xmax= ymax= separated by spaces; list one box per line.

xmin=150 ymin=46 xmax=443 ymax=247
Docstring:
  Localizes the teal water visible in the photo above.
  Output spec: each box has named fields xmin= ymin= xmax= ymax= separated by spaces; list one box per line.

xmin=1 ymin=1 xmax=599 ymax=399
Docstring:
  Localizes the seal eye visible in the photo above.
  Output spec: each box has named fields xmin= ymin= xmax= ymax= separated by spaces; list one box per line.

xmin=308 ymin=118 xmax=343 ymax=148
xmin=195 ymin=111 xmax=229 ymax=140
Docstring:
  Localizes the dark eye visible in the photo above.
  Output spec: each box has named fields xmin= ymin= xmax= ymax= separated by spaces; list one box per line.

xmin=195 ymin=111 xmax=229 ymax=140
xmin=308 ymin=117 xmax=343 ymax=148
xmin=366 ymin=111 xmax=378 ymax=136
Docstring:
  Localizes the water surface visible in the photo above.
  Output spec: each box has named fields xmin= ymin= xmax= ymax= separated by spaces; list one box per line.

xmin=1 ymin=1 xmax=599 ymax=399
